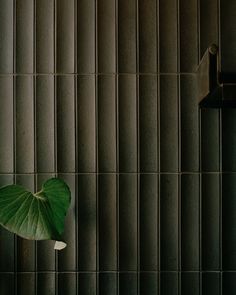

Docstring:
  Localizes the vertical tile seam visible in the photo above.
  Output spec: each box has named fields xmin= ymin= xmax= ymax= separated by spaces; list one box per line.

xmin=74 ymin=0 xmax=77 ymax=74
xmin=13 ymin=0 xmax=17 ymax=293
xmin=54 ymin=0 xmax=58 ymax=294
xmin=115 ymin=0 xmax=119 ymax=293
xmin=33 ymin=2 xmax=38 ymax=294
xmin=218 ymin=3 xmax=222 ymax=294
xmin=197 ymin=3 xmax=202 ymax=294
xmin=177 ymin=0 xmax=182 ymax=293
xmin=73 ymin=0 xmax=78 ymax=285
xmin=136 ymin=0 xmax=140 ymax=293
xmin=199 ymin=109 xmax=203 ymax=295
xmin=157 ymin=0 xmax=161 ymax=292
xmin=95 ymin=0 xmax=99 ymax=294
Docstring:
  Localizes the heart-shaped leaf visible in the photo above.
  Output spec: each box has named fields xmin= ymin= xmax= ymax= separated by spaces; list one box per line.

xmin=0 ymin=178 xmax=71 ymax=250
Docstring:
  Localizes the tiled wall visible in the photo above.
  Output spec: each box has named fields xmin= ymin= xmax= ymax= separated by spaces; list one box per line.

xmin=0 ymin=0 xmax=235 ymax=294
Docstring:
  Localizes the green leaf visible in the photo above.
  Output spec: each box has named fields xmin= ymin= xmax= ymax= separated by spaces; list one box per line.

xmin=0 ymin=178 xmax=71 ymax=250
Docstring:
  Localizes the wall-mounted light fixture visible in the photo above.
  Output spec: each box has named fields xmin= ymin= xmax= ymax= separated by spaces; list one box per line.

xmin=198 ymin=44 xmax=236 ymax=108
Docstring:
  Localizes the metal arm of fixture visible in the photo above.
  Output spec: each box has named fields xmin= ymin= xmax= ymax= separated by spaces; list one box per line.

xmin=197 ymin=44 xmax=236 ymax=108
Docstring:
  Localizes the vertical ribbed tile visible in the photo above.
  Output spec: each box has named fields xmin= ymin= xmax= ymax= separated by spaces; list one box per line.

xmin=0 ymin=175 xmax=14 ymax=272
xmin=118 ymin=0 xmax=137 ymax=72
xmin=181 ymin=174 xmax=200 ymax=270
xmin=222 ymin=173 xmax=236 ymax=270
xmin=17 ymin=273 xmax=35 ymax=295
xmin=99 ymin=273 xmax=117 ymax=295
xmin=77 ymin=175 xmax=96 ymax=271
xmin=97 ymin=0 xmax=115 ymax=72
xmin=140 ymin=174 xmax=158 ymax=270
xmin=223 ymin=273 xmax=236 ymax=295
xmin=99 ymin=174 xmax=117 ymax=270
xmin=159 ymin=0 xmax=178 ymax=72
xmin=160 ymin=174 xmax=178 ymax=270
xmin=202 ymin=174 xmax=220 ymax=270
xmin=118 ymin=75 xmax=137 ymax=172
xmin=36 ymin=76 xmax=55 ymax=173
xmin=202 ymin=273 xmax=220 ymax=295
xmin=160 ymin=76 xmax=178 ymax=172
xmin=180 ymin=75 xmax=199 ymax=172
xmin=16 ymin=175 xmax=35 ymax=272
xmin=222 ymin=109 xmax=236 ymax=171
xmin=220 ymin=0 xmax=236 ymax=73
xmin=139 ymin=75 xmax=158 ymax=172
xmin=181 ymin=273 xmax=199 ymax=295
xmin=119 ymin=174 xmax=137 ymax=270
xmin=58 ymin=174 xmax=76 ymax=271
xmin=0 ymin=0 xmax=13 ymax=73
xmin=15 ymin=76 xmax=35 ymax=173
xmin=140 ymin=273 xmax=158 ymax=295
xmin=0 ymin=274 xmax=14 ymax=295
xmin=57 ymin=76 xmax=75 ymax=172
xmin=179 ymin=0 xmax=198 ymax=72
xmin=37 ymin=273 xmax=56 ymax=295
xmin=78 ymin=273 xmax=96 ymax=295
xmin=200 ymin=0 xmax=218 ymax=57
xmin=56 ymin=0 xmax=75 ymax=73
xmin=77 ymin=76 xmax=96 ymax=172
xmin=160 ymin=273 xmax=178 ymax=295
xmin=36 ymin=174 xmax=55 ymax=271
xmin=201 ymin=109 xmax=220 ymax=172
xmin=16 ymin=0 xmax=34 ymax=73
xmin=0 ymin=77 xmax=14 ymax=173
xmin=58 ymin=273 xmax=77 ymax=295
xmin=36 ymin=0 xmax=54 ymax=72
xmin=119 ymin=273 xmax=137 ymax=295
xmin=77 ymin=0 xmax=95 ymax=73
xmin=138 ymin=0 xmax=157 ymax=72
xmin=98 ymin=76 xmax=116 ymax=172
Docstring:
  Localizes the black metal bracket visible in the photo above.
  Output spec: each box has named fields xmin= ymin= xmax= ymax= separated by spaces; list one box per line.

xmin=197 ymin=44 xmax=236 ymax=108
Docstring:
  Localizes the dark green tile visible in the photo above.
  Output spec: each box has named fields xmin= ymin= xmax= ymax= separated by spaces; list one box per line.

xmin=179 ymin=0 xmax=198 ymax=72
xmin=77 ymin=0 xmax=95 ymax=73
xmin=201 ymin=109 xmax=220 ymax=172
xmin=37 ymin=273 xmax=55 ymax=295
xmin=181 ymin=174 xmax=200 ymax=270
xmin=139 ymin=75 xmax=158 ymax=172
xmin=140 ymin=174 xmax=158 ymax=270
xmin=77 ymin=175 xmax=96 ymax=271
xmin=99 ymin=273 xmax=117 ymax=295
xmin=58 ymin=273 xmax=76 ymax=295
xmin=140 ymin=273 xmax=158 ymax=295
xmin=222 ymin=174 xmax=236 ymax=270
xmin=77 ymin=76 xmax=96 ymax=172
xmin=98 ymin=76 xmax=116 ymax=172
xmin=160 ymin=76 xmax=179 ymax=172
xmin=78 ymin=273 xmax=96 ymax=295
xmin=17 ymin=273 xmax=35 ymax=295
xmin=97 ymin=0 xmax=115 ymax=72
xmin=119 ymin=174 xmax=137 ymax=270
xmin=36 ymin=0 xmax=54 ymax=73
xmin=159 ymin=0 xmax=178 ymax=72
xmin=99 ymin=174 xmax=117 ymax=270
xmin=160 ymin=174 xmax=179 ymax=270
xmin=118 ymin=75 xmax=137 ymax=172
xmin=160 ymin=273 xmax=178 ymax=295
xmin=119 ymin=273 xmax=137 ymax=295
xmin=202 ymin=174 xmax=220 ymax=270
xmin=181 ymin=272 xmax=199 ymax=295
xmin=138 ymin=0 xmax=157 ymax=72
xmin=180 ymin=75 xmax=199 ymax=172
xmin=202 ymin=272 xmax=220 ymax=295
xmin=56 ymin=0 xmax=75 ymax=72
xmin=57 ymin=76 xmax=75 ymax=172
xmin=118 ymin=0 xmax=137 ymax=72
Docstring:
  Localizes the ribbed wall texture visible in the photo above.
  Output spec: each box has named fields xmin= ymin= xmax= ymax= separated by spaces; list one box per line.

xmin=0 ymin=0 xmax=235 ymax=294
